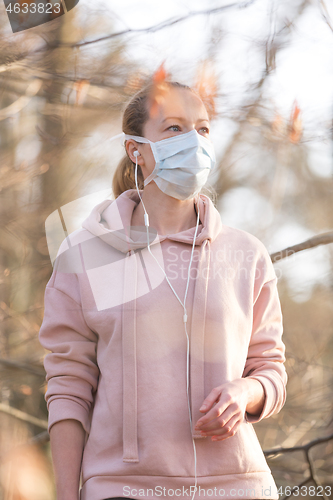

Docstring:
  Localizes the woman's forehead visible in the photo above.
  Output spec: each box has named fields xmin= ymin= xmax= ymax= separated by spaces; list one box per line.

xmin=150 ymin=87 xmax=208 ymax=122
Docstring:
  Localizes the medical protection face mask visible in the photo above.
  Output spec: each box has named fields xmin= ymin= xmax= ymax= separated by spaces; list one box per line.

xmin=123 ymin=129 xmax=216 ymax=201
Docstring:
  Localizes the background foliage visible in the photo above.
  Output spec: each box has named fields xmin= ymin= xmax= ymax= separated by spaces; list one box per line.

xmin=0 ymin=1 xmax=332 ymax=499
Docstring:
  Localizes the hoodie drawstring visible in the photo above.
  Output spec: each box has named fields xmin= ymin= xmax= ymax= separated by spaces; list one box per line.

xmin=122 ymin=249 xmax=139 ymax=463
xmin=121 ymin=240 xmax=211 ymax=462
xmin=190 ymin=239 xmax=211 ymax=437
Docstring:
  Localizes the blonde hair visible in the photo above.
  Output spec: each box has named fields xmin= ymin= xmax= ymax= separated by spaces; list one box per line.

xmin=112 ymin=81 xmax=217 ymax=205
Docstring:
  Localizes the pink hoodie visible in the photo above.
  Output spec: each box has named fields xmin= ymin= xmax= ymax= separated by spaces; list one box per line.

xmin=39 ymin=189 xmax=287 ymax=500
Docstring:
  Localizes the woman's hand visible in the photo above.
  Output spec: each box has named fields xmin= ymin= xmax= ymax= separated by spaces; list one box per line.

xmin=194 ymin=378 xmax=265 ymax=442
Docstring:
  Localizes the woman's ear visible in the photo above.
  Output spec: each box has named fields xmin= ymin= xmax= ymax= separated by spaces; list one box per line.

xmin=126 ymin=140 xmax=143 ymax=164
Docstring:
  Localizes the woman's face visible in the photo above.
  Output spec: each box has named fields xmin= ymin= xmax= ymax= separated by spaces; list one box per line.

xmin=126 ymin=86 xmax=211 ymax=181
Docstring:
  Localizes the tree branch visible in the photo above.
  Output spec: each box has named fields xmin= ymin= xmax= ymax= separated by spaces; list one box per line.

xmin=0 ymin=403 xmax=48 ymax=429
xmin=264 ymin=433 xmax=333 ymax=500
xmin=318 ymin=0 xmax=333 ymax=33
xmin=50 ymin=0 xmax=257 ymax=48
xmin=270 ymin=230 xmax=333 ymax=263
xmin=0 ymin=0 xmax=257 ymax=69
xmin=0 ymin=357 xmax=45 ymax=377
xmin=264 ymin=432 xmax=333 ymax=456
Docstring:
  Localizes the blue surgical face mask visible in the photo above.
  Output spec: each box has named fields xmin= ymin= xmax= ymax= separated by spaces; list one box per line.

xmin=124 ymin=129 xmax=216 ymax=201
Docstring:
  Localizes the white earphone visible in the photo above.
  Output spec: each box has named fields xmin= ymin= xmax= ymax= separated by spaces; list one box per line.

xmin=133 ymin=150 xmax=140 ymax=157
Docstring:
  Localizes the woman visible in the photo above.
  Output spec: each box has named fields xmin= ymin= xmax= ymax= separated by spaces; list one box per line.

xmin=39 ymin=79 xmax=287 ymax=500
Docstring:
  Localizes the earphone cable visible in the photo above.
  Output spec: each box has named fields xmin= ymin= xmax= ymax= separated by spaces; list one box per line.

xmin=134 ymin=159 xmax=199 ymax=500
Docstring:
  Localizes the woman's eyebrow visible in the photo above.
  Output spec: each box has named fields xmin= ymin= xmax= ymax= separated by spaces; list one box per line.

xmin=162 ymin=116 xmax=209 ymax=123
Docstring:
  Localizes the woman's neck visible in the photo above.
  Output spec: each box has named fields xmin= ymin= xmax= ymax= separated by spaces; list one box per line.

xmin=131 ymin=183 xmax=199 ymax=235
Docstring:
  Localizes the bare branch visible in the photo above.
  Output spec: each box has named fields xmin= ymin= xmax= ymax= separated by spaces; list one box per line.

xmin=0 ymin=357 xmax=45 ymax=377
xmin=0 ymin=0 xmax=257 ymax=69
xmin=270 ymin=231 xmax=333 ymax=263
xmin=318 ymin=0 xmax=333 ymax=33
xmin=0 ymin=403 xmax=48 ymax=429
xmin=264 ymin=432 xmax=333 ymax=456
xmin=264 ymin=433 xmax=333 ymax=500
xmin=51 ymin=0 xmax=257 ymax=49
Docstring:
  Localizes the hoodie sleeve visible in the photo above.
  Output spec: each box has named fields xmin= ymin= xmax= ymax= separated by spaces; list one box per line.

xmin=39 ymin=269 xmax=100 ymax=435
xmin=242 ymin=261 xmax=287 ymax=424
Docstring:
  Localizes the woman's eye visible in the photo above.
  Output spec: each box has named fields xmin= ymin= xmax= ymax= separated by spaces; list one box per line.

xmin=200 ymin=127 xmax=210 ymax=134
xmin=167 ymin=125 xmax=181 ymax=132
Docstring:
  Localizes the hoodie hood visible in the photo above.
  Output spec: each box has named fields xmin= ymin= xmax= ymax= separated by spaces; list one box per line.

xmin=81 ymin=188 xmax=222 ymax=252
xmin=81 ymin=188 xmax=223 ymax=463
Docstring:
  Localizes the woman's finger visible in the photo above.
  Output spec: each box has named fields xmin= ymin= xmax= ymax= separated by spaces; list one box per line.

xmin=196 ymin=391 xmax=233 ymax=429
xmin=211 ymin=417 xmax=242 ymax=441
xmin=200 ymin=415 xmax=241 ymax=440
xmin=199 ymin=386 xmax=222 ymax=413
xmin=198 ymin=405 xmax=240 ymax=434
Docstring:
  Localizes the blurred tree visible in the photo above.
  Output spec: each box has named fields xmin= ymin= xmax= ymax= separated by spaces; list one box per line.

xmin=0 ymin=5 xmax=139 ymax=498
